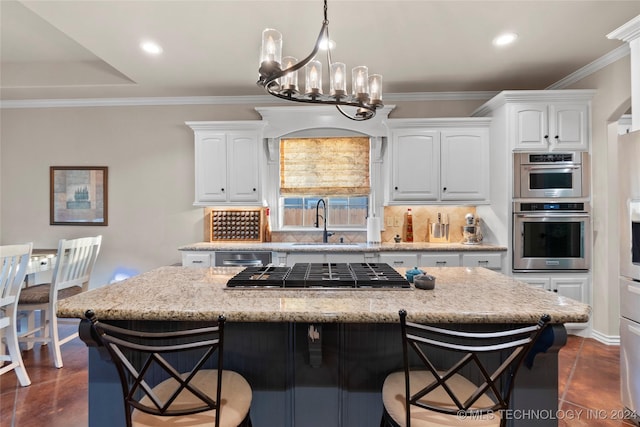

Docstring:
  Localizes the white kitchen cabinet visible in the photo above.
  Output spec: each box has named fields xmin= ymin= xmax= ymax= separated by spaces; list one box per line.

xmin=187 ymin=121 xmax=264 ymax=206
xmin=378 ymin=252 xmax=420 ymax=269
xmin=511 ymin=102 xmax=589 ymax=152
xmin=461 ymin=253 xmax=503 ymax=270
xmin=387 ymin=119 xmax=491 ymax=204
xmin=513 ymin=273 xmax=590 ymax=331
xmin=181 ymin=252 xmax=212 ymax=267
xmin=440 ymin=129 xmax=490 ymax=201
xmin=389 ymin=129 xmax=440 ymax=201
xmin=420 ymin=253 xmax=461 ymax=268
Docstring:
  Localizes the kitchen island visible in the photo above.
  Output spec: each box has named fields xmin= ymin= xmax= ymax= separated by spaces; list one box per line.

xmin=58 ymin=266 xmax=590 ymax=427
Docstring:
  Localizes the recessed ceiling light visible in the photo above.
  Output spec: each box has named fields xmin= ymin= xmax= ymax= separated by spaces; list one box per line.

xmin=140 ymin=40 xmax=163 ymax=55
xmin=493 ymin=32 xmax=518 ymax=47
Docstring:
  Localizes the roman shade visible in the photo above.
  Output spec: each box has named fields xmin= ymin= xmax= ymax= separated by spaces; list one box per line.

xmin=280 ymin=137 xmax=370 ymax=196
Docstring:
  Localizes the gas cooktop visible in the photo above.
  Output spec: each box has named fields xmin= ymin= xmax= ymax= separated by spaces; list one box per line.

xmin=226 ymin=263 xmax=410 ymax=289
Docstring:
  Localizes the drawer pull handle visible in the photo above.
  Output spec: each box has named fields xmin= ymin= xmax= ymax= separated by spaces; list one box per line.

xmin=436 ymin=261 xmax=447 ymax=266
xmin=627 ymin=285 xmax=640 ymax=295
xmin=393 ymin=261 xmax=404 ymax=265
xmin=192 ymin=260 xmax=203 ymax=264
xmin=478 ymin=260 xmax=489 ymax=265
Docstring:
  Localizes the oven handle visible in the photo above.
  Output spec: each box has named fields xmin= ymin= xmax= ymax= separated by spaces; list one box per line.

xmin=514 ymin=213 xmax=590 ymax=218
xmin=523 ymin=165 xmax=580 ymax=171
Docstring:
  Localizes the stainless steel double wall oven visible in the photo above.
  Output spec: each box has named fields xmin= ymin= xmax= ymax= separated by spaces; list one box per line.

xmin=513 ymin=152 xmax=591 ymax=272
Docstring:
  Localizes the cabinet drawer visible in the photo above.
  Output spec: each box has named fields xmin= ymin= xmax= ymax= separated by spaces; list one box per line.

xmin=420 ymin=253 xmax=460 ymax=267
xmin=378 ymin=253 xmax=419 ymax=268
xmin=182 ymin=253 xmax=212 ymax=267
xmin=620 ymin=277 xmax=640 ymax=322
xmin=462 ymin=253 xmax=502 ymax=270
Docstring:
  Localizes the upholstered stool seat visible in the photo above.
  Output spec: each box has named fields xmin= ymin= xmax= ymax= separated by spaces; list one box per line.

xmin=133 ymin=370 xmax=252 ymax=427
xmin=382 ymin=371 xmax=500 ymax=427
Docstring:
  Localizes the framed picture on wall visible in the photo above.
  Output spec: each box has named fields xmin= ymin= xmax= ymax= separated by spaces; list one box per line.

xmin=50 ymin=166 xmax=108 ymax=226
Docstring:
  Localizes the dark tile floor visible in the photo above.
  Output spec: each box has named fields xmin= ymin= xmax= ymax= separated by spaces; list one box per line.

xmin=1 ymin=331 xmax=638 ymax=426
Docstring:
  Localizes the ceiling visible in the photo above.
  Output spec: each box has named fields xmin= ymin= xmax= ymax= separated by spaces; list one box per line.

xmin=1 ymin=0 xmax=640 ymax=101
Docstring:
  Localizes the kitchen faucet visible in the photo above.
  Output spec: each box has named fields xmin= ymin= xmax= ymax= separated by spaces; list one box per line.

xmin=315 ymin=199 xmax=334 ymax=243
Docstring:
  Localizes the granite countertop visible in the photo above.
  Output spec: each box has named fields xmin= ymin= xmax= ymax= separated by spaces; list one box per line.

xmin=178 ymin=241 xmax=507 ymax=253
xmin=57 ymin=266 xmax=589 ymax=325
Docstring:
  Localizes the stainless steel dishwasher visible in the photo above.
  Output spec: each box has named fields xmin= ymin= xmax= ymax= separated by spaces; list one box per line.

xmin=213 ymin=251 xmax=272 ymax=267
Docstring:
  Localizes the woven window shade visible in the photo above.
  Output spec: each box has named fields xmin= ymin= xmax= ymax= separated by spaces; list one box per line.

xmin=280 ymin=137 xmax=370 ymax=196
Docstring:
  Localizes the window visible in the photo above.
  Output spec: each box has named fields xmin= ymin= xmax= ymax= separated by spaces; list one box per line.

xmin=280 ymin=136 xmax=370 ymax=228
xmin=282 ymin=196 xmax=369 ymax=227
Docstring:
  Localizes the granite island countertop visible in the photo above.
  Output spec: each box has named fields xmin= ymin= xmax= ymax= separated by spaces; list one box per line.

xmin=57 ymin=266 xmax=589 ymax=325
xmin=178 ymin=241 xmax=507 ymax=253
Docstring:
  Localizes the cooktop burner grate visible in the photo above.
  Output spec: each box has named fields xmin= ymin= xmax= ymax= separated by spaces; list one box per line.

xmin=226 ymin=263 xmax=410 ymax=289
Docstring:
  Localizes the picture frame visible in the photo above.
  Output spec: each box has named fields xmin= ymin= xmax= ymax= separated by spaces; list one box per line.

xmin=50 ymin=166 xmax=108 ymax=226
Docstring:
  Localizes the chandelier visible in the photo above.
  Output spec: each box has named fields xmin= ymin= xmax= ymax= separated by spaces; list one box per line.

xmin=256 ymin=0 xmax=383 ymax=121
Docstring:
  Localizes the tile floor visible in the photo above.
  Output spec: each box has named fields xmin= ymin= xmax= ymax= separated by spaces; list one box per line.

xmin=1 ymin=331 xmax=638 ymax=426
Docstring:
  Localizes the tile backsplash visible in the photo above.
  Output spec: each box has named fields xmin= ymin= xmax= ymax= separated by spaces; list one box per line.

xmin=269 ymin=205 xmax=477 ymax=244
xmin=381 ymin=205 xmax=476 ymax=243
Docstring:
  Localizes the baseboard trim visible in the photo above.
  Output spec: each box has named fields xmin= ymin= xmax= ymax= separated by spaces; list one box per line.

xmin=591 ymin=329 xmax=620 ymax=346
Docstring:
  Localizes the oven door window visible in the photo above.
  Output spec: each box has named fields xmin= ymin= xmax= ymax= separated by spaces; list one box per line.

xmin=522 ymin=221 xmax=583 ymax=258
xmin=529 ymin=171 xmax=573 ymax=190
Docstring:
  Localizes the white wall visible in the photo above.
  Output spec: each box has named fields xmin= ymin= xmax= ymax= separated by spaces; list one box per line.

xmin=0 ymin=104 xmax=260 ymax=287
xmin=568 ymin=55 xmax=632 ymax=340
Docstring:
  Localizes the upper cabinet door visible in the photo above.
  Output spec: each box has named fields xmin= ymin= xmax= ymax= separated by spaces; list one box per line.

xmin=390 ymin=130 xmax=440 ymax=201
xmin=512 ymin=104 xmax=549 ymax=150
xmin=228 ymin=132 xmax=261 ymax=202
xmin=189 ymin=121 xmax=264 ymax=206
xmin=549 ymin=103 xmax=589 ymax=151
xmin=440 ymin=129 xmax=489 ymax=201
xmin=195 ymin=132 xmax=228 ymax=203
xmin=512 ymin=102 xmax=590 ymax=152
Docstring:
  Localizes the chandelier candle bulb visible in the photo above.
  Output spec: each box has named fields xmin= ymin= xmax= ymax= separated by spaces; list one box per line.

xmin=260 ymin=28 xmax=282 ymax=66
xmin=281 ymin=56 xmax=299 ymax=91
xmin=330 ymin=62 xmax=347 ymax=97
xmin=352 ymin=66 xmax=369 ymax=99
xmin=306 ymin=60 xmax=323 ymax=95
xmin=369 ymin=74 xmax=382 ymax=104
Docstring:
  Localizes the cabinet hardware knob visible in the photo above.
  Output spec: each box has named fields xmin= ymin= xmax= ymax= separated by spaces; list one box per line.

xmin=252 ymin=188 xmax=256 ymax=191
xmin=443 ymin=187 xmax=447 ymax=192
xmin=544 ymin=135 xmax=549 ymax=139
xmin=394 ymin=186 xmax=398 ymax=190
xmin=554 ymin=135 xmax=559 ymax=139
xmin=221 ymin=188 xmax=225 ymax=192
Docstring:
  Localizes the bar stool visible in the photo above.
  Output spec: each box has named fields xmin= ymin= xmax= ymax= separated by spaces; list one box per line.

xmin=380 ymin=309 xmax=551 ymax=427
xmin=84 ymin=310 xmax=253 ymax=427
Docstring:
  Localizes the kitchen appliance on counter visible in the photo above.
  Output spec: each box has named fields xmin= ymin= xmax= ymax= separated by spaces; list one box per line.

xmin=461 ymin=213 xmax=482 ymax=245
xmin=514 ymin=152 xmax=589 ymax=199
xmin=618 ymin=131 xmax=640 ymax=420
xmin=513 ymin=201 xmax=590 ymax=272
xmin=226 ymin=263 xmax=410 ymax=289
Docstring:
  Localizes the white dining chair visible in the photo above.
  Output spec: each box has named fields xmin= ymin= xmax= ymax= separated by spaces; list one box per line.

xmin=18 ymin=235 xmax=102 ymax=368
xmin=0 ymin=243 xmax=33 ymax=386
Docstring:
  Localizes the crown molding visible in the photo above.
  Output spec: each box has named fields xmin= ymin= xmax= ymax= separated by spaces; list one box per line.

xmin=546 ymin=44 xmax=630 ymax=89
xmin=607 ymin=14 xmax=640 ymax=43
xmin=0 ymin=91 xmax=498 ymax=110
